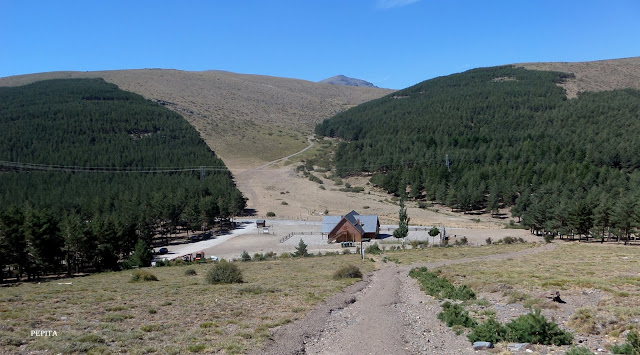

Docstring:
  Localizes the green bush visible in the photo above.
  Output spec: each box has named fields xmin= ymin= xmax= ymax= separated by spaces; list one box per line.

xmin=409 ymin=267 xmax=476 ymax=301
xmin=468 ymin=317 xmax=506 ymax=343
xmin=205 ymin=261 xmax=243 ymax=284
xmin=505 ymin=309 xmax=573 ymax=345
xmin=333 ymin=265 xmax=363 ymax=279
xmin=366 ymin=243 xmax=382 ymax=255
xmin=611 ymin=330 xmax=640 ymax=354
xmin=130 ymin=270 xmax=158 ymax=282
xmin=266 ymin=211 xmax=276 ymax=217
xmin=241 ymin=250 xmax=251 ymax=262
xmin=184 ymin=268 xmax=197 ymax=276
xmin=437 ymin=301 xmax=477 ymax=328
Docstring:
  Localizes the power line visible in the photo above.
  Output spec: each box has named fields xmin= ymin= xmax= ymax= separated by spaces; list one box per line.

xmin=0 ymin=160 xmax=230 ymax=173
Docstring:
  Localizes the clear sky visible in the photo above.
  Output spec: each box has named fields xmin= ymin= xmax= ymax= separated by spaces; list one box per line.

xmin=1 ymin=0 xmax=639 ymax=89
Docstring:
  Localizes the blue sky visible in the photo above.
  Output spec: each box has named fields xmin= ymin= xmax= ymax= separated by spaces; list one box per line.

xmin=1 ymin=0 xmax=639 ymax=89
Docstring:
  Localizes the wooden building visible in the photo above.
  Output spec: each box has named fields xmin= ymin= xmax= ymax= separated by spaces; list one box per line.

xmin=321 ymin=210 xmax=379 ymax=243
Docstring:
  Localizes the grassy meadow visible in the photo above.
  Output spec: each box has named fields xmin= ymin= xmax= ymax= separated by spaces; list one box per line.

xmin=0 ymin=255 xmax=374 ymax=354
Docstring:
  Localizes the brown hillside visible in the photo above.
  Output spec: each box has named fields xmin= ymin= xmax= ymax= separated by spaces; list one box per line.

xmin=518 ymin=56 xmax=640 ymax=99
xmin=0 ymin=69 xmax=393 ymax=166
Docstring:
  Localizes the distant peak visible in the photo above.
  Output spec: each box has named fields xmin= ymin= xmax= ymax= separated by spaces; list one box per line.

xmin=319 ymin=75 xmax=378 ymax=88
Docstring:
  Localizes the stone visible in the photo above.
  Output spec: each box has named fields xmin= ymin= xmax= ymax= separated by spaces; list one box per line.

xmin=507 ymin=343 xmax=531 ymax=352
xmin=472 ymin=341 xmax=493 ymax=350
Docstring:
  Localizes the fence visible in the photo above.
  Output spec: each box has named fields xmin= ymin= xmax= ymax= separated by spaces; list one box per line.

xmin=279 ymin=231 xmax=324 ymax=243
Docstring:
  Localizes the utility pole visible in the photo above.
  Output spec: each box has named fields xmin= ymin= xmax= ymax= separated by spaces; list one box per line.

xmin=200 ymin=166 xmax=206 ymax=182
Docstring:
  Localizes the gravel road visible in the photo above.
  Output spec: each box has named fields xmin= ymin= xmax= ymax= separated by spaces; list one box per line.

xmin=253 ymin=243 xmax=557 ymax=355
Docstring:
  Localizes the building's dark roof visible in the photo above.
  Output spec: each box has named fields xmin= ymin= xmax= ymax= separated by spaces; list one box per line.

xmin=256 ymin=219 xmax=265 ymax=224
xmin=321 ymin=211 xmax=379 ymax=235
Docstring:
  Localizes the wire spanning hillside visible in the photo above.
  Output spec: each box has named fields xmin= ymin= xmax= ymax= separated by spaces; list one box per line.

xmin=0 ymin=79 xmax=245 ymax=277
xmin=316 ymin=66 xmax=640 ymax=238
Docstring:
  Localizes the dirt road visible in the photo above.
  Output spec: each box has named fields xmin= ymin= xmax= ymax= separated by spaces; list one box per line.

xmin=254 ymin=243 xmax=556 ymax=355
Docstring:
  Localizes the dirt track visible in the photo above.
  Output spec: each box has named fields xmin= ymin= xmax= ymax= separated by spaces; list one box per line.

xmin=253 ymin=243 xmax=557 ymax=355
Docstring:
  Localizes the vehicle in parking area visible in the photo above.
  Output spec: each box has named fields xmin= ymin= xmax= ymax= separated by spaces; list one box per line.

xmin=194 ymin=251 xmax=205 ymax=261
xmin=158 ymin=247 xmax=169 ymax=255
xmin=210 ymin=255 xmax=219 ymax=261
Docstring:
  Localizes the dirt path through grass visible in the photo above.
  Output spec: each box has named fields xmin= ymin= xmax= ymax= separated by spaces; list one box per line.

xmin=255 ymin=242 xmax=556 ymax=354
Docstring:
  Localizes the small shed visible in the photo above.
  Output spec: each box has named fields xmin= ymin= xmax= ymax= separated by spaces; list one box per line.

xmin=256 ymin=219 xmax=266 ymax=228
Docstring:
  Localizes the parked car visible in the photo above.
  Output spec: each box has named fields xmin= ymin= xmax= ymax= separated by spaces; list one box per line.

xmin=158 ymin=247 xmax=168 ymax=255
xmin=210 ymin=255 xmax=219 ymax=261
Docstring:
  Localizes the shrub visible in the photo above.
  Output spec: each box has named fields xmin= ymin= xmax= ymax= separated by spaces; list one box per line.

xmin=333 ymin=265 xmax=363 ymax=279
xmin=505 ymin=309 xmax=573 ymax=345
xmin=409 ymin=267 xmax=475 ymax=301
xmin=184 ymin=268 xmax=197 ymax=276
xmin=253 ymin=253 xmax=266 ymax=261
xmin=205 ymin=261 xmax=243 ymax=284
xmin=342 ymin=248 xmax=351 ymax=255
xmin=266 ymin=211 xmax=276 ymax=217
xmin=281 ymin=201 xmax=288 ymax=205
xmin=130 ymin=270 xmax=158 ymax=282
xmin=366 ymin=243 xmax=382 ymax=255
xmin=241 ymin=250 xmax=251 ymax=262
xmin=437 ymin=301 xmax=477 ymax=328
xmin=610 ymin=330 xmax=640 ymax=354
xmin=485 ymin=237 xmax=493 ymax=245
xmin=468 ymin=317 xmax=506 ymax=343
xmin=544 ymin=234 xmax=555 ymax=243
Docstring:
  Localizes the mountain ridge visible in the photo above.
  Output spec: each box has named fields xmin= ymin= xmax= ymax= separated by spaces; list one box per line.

xmin=319 ymin=75 xmax=378 ymax=88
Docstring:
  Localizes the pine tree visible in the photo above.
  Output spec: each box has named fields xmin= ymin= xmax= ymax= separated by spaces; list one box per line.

xmin=294 ymin=239 xmax=309 ymax=257
xmin=393 ymin=195 xmax=410 ymax=240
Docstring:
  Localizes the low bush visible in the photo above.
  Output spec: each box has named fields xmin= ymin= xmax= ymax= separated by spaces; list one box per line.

xmin=333 ymin=265 xmax=363 ymax=279
xmin=241 ymin=250 xmax=251 ymax=262
xmin=266 ymin=211 xmax=276 ymax=217
xmin=505 ymin=309 xmax=573 ymax=345
xmin=437 ymin=301 xmax=477 ymax=328
xmin=610 ymin=330 xmax=640 ymax=354
xmin=366 ymin=243 xmax=382 ymax=255
xmin=409 ymin=267 xmax=476 ymax=301
xmin=468 ymin=317 xmax=506 ymax=343
xmin=184 ymin=268 xmax=197 ymax=276
xmin=130 ymin=270 xmax=158 ymax=282
xmin=205 ymin=261 xmax=243 ymax=284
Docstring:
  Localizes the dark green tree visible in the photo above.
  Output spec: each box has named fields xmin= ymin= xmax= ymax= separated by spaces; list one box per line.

xmin=128 ymin=239 xmax=153 ymax=268
xmin=393 ymin=195 xmax=410 ymax=241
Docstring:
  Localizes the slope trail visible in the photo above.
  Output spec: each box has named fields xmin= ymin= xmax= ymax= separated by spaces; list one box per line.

xmin=254 ymin=243 xmax=556 ymax=354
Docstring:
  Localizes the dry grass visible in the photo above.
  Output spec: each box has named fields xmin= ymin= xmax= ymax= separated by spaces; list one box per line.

xmin=518 ymin=57 xmax=640 ymax=99
xmin=434 ymin=243 xmax=640 ymax=336
xmin=0 ymin=255 xmax=375 ymax=354
xmin=380 ymin=243 xmax=535 ymax=265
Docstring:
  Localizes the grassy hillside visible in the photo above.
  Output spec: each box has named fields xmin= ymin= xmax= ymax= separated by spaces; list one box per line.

xmin=316 ymin=65 xmax=640 ymax=237
xmin=519 ymin=57 xmax=640 ymax=99
xmin=0 ymin=70 xmax=393 ymax=166
xmin=0 ymin=79 xmax=245 ymax=276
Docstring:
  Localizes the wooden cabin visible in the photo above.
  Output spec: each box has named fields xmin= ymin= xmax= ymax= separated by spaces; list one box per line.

xmin=322 ymin=210 xmax=379 ymax=243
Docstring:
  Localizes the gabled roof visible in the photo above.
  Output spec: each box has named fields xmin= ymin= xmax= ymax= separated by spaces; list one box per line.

xmin=321 ymin=216 xmax=342 ymax=233
xmin=322 ymin=211 xmax=379 ymax=235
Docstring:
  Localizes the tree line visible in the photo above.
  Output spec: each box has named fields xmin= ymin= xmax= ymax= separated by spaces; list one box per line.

xmin=316 ymin=66 xmax=640 ymax=239
xmin=0 ymin=79 xmax=246 ymax=281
